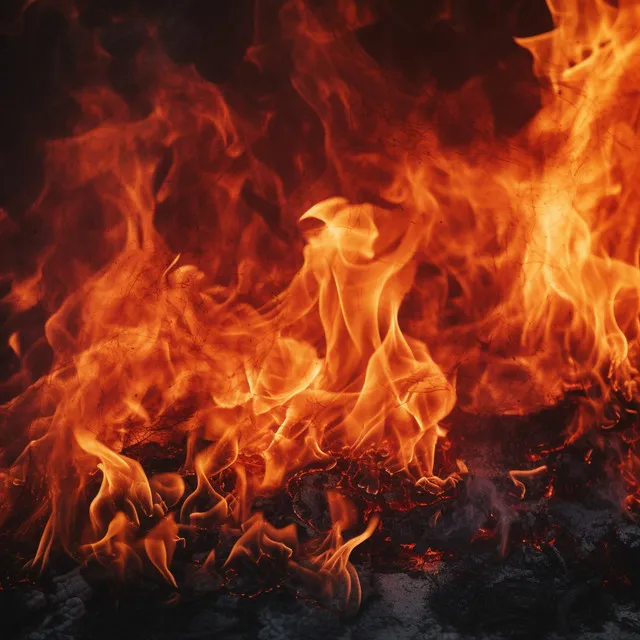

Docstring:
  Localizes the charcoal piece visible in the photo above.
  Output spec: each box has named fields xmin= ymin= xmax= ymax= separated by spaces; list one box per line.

xmin=256 ymin=594 xmax=346 ymax=640
xmin=186 ymin=595 xmax=243 ymax=638
xmin=548 ymin=502 xmax=619 ymax=554
xmin=354 ymin=572 xmax=441 ymax=640
xmin=10 ymin=568 xmax=93 ymax=640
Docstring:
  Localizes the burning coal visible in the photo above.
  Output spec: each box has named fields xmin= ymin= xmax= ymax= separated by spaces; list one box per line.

xmin=1 ymin=0 xmax=639 ymax=610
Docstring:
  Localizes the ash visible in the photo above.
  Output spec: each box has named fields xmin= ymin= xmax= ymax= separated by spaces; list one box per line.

xmin=3 ymin=457 xmax=640 ymax=640
xmin=2 ymin=514 xmax=639 ymax=640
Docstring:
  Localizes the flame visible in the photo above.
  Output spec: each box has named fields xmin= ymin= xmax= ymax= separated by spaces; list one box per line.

xmin=1 ymin=0 xmax=640 ymax=604
xmin=509 ymin=465 xmax=549 ymax=499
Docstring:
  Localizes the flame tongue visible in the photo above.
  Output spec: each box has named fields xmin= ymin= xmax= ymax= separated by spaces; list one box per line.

xmin=1 ymin=0 xmax=640 ymax=602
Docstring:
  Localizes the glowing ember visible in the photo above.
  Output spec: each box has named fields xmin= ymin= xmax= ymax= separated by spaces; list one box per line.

xmin=1 ymin=0 xmax=639 ymax=608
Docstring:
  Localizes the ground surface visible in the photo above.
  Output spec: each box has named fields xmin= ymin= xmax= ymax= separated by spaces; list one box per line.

xmin=3 ymin=495 xmax=640 ymax=640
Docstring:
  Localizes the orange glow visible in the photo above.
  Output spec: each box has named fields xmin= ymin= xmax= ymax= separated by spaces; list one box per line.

xmin=1 ymin=0 xmax=640 ymax=604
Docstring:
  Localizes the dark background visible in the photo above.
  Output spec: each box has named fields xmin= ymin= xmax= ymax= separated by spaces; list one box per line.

xmin=0 ymin=0 xmax=553 ymax=212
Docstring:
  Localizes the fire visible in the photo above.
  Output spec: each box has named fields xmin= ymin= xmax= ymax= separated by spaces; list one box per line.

xmin=1 ymin=0 xmax=640 ymax=605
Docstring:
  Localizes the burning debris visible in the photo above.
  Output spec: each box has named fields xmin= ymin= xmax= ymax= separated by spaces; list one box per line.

xmin=1 ymin=0 xmax=640 ymax=637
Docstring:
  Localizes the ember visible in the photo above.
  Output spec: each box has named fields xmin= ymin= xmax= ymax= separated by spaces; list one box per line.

xmin=1 ymin=0 xmax=640 ymax=637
